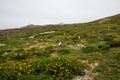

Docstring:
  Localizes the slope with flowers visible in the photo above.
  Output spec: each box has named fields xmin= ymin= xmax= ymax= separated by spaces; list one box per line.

xmin=0 ymin=14 xmax=120 ymax=80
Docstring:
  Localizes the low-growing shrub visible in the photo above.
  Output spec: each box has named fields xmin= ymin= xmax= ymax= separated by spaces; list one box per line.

xmin=21 ymin=74 xmax=51 ymax=80
xmin=103 ymin=35 xmax=115 ymax=42
xmin=57 ymin=48 xmax=70 ymax=55
xmin=13 ymin=46 xmax=55 ymax=60
xmin=94 ymin=50 xmax=120 ymax=80
xmin=35 ymin=46 xmax=54 ymax=57
xmin=44 ymin=46 xmax=54 ymax=53
xmin=81 ymin=46 xmax=98 ymax=53
xmin=66 ymin=54 xmax=78 ymax=60
xmin=98 ymin=43 xmax=110 ymax=50
xmin=34 ymin=57 xmax=85 ymax=79
xmin=0 ymin=57 xmax=86 ymax=80
xmin=109 ymin=40 xmax=120 ymax=48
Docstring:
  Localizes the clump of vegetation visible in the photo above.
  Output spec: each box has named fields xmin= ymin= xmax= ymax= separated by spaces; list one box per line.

xmin=0 ymin=14 xmax=120 ymax=80
xmin=98 ymin=43 xmax=110 ymax=50
xmin=109 ymin=40 xmax=120 ymax=48
xmin=56 ymin=48 xmax=70 ymax=55
xmin=94 ymin=50 xmax=120 ymax=80
xmin=81 ymin=46 xmax=98 ymax=53
xmin=21 ymin=74 xmax=51 ymax=80
xmin=103 ymin=35 xmax=115 ymax=42
xmin=0 ymin=57 xmax=86 ymax=80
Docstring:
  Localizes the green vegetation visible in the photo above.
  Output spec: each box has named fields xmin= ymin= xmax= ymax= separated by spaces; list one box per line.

xmin=0 ymin=57 xmax=86 ymax=80
xmin=94 ymin=50 xmax=120 ymax=80
xmin=0 ymin=14 xmax=120 ymax=80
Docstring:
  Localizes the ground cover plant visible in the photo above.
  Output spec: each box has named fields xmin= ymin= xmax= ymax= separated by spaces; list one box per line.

xmin=0 ymin=14 xmax=120 ymax=80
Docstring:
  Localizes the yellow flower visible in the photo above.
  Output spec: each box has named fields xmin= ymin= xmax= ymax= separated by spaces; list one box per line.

xmin=19 ymin=64 xmax=21 ymax=67
xmin=66 ymin=69 xmax=68 ymax=72
xmin=23 ymin=63 xmax=26 ymax=65
xmin=18 ymin=73 xmax=21 ymax=76
xmin=19 ymin=67 xmax=22 ymax=70
xmin=62 ymin=78 xmax=64 ymax=80
xmin=28 ymin=64 xmax=31 ymax=67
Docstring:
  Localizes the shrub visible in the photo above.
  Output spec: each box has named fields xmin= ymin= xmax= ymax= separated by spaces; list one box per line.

xmin=14 ymin=53 xmax=27 ymax=60
xmin=13 ymin=46 xmax=55 ymax=60
xmin=0 ymin=58 xmax=38 ymax=80
xmin=57 ymin=48 xmax=70 ymax=55
xmin=98 ymin=43 xmax=109 ymax=50
xmin=21 ymin=74 xmax=51 ymax=80
xmin=66 ymin=54 xmax=78 ymax=60
xmin=0 ymin=50 xmax=6 ymax=55
xmin=94 ymin=50 xmax=120 ymax=80
xmin=81 ymin=46 xmax=97 ymax=53
xmin=71 ymin=36 xmax=80 ymax=43
xmin=15 ymin=49 xmax=25 ymax=53
xmin=103 ymin=35 xmax=114 ymax=42
xmin=109 ymin=40 xmax=120 ymax=48
xmin=35 ymin=46 xmax=54 ymax=57
xmin=0 ymin=57 xmax=86 ymax=80
xmin=44 ymin=46 xmax=54 ymax=53
xmin=34 ymin=57 xmax=85 ymax=79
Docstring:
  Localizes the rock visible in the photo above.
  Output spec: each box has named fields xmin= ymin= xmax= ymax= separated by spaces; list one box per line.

xmin=58 ymin=42 xmax=64 ymax=47
xmin=29 ymin=34 xmax=36 ymax=38
xmin=90 ymin=62 xmax=99 ymax=69
xmin=26 ymin=43 xmax=30 ymax=45
xmin=78 ymin=36 xmax=81 ymax=39
xmin=4 ymin=52 xmax=8 ymax=55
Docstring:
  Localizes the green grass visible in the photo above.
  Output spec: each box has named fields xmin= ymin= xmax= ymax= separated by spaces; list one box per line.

xmin=0 ymin=14 xmax=120 ymax=80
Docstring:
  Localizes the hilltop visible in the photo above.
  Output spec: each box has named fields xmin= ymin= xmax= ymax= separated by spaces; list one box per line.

xmin=0 ymin=14 xmax=120 ymax=80
xmin=0 ymin=14 xmax=120 ymax=37
xmin=89 ymin=14 xmax=120 ymax=24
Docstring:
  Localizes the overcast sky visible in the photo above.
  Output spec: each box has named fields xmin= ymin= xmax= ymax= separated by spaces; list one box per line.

xmin=0 ymin=0 xmax=120 ymax=29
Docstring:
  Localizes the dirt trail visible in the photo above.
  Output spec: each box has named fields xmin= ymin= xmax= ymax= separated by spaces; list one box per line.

xmin=24 ymin=42 xmax=56 ymax=50
xmin=72 ymin=60 xmax=99 ymax=80
xmin=0 ymin=43 xmax=6 ymax=46
xmin=69 ymin=44 xmax=86 ymax=50
xmin=24 ymin=42 xmax=49 ymax=50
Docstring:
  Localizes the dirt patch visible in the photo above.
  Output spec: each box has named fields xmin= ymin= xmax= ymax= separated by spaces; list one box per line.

xmin=69 ymin=44 xmax=86 ymax=50
xmin=0 ymin=43 xmax=6 ymax=46
xmin=24 ymin=42 xmax=49 ymax=50
xmin=50 ymin=53 xmax=59 ymax=58
xmin=29 ymin=34 xmax=36 ymax=39
xmin=24 ymin=42 xmax=56 ymax=50
xmin=39 ymin=31 xmax=55 ymax=34
xmin=98 ymin=18 xmax=110 ymax=24
xmin=89 ymin=62 xmax=99 ymax=69
xmin=72 ymin=69 xmax=98 ymax=80
xmin=72 ymin=60 xmax=99 ymax=80
xmin=5 ymin=60 xmax=14 ymax=65
xmin=66 ymin=54 xmax=78 ymax=60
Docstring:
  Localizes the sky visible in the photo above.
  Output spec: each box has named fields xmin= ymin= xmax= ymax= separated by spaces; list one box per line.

xmin=0 ymin=0 xmax=120 ymax=29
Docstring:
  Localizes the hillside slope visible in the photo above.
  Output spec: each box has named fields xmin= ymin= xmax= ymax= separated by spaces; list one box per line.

xmin=0 ymin=14 xmax=120 ymax=80
xmin=90 ymin=14 xmax=120 ymax=24
xmin=0 ymin=14 xmax=120 ymax=37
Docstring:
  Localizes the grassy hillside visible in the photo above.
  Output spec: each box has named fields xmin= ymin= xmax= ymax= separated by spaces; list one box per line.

xmin=89 ymin=14 xmax=120 ymax=25
xmin=0 ymin=14 xmax=120 ymax=80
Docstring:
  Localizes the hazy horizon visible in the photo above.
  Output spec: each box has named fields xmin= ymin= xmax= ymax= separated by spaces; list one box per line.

xmin=0 ymin=0 xmax=120 ymax=30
